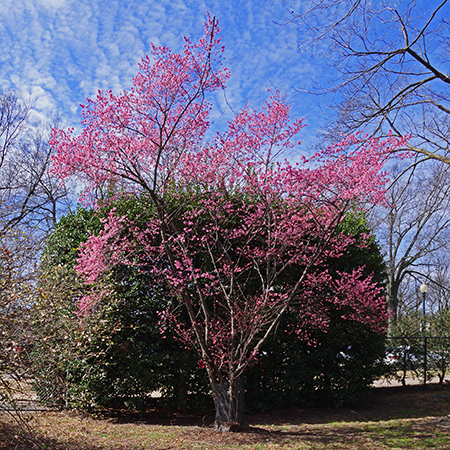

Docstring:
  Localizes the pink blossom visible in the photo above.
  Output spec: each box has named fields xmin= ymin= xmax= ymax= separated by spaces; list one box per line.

xmin=51 ymin=16 xmax=402 ymax=386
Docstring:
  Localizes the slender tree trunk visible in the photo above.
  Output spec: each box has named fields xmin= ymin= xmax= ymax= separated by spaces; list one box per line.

xmin=386 ymin=279 xmax=398 ymax=335
xmin=210 ymin=377 xmax=246 ymax=432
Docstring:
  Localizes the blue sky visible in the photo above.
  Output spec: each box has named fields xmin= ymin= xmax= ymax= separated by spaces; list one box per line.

xmin=0 ymin=0 xmax=327 ymax=152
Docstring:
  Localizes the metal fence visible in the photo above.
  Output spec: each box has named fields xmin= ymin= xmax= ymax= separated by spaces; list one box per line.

xmin=33 ymin=372 xmax=67 ymax=409
xmin=385 ymin=335 xmax=450 ymax=387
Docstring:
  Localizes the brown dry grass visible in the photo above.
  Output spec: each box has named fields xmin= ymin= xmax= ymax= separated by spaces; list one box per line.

xmin=2 ymin=383 xmax=450 ymax=449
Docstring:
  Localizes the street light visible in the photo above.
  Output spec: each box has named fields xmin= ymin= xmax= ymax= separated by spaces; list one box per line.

xmin=420 ymin=282 xmax=428 ymax=328
xmin=419 ymin=281 xmax=428 ymax=388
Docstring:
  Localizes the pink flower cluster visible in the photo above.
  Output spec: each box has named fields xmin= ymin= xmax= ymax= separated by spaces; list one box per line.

xmin=51 ymin=16 xmax=402 ymax=379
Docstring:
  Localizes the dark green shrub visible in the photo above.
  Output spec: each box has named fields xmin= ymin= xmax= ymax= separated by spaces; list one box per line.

xmin=34 ymin=199 xmax=387 ymax=412
xmin=244 ymin=212 xmax=387 ymax=410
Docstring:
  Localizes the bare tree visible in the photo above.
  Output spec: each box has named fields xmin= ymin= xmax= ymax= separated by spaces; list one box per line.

xmin=425 ymin=254 xmax=450 ymax=312
xmin=370 ymin=161 xmax=450 ymax=329
xmin=0 ymin=90 xmax=73 ymax=427
xmin=0 ymin=100 xmax=73 ymax=235
xmin=286 ymin=0 xmax=450 ymax=164
xmin=285 ymin=1 xmax=450 ymax=328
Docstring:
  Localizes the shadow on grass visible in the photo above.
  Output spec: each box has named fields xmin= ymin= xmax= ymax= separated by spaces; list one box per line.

xmin=104 ymin=407 xmax=216 ymax=427
xmin=3 ymin=383 xmax=450 ymax=450
xmin=0 ymin=418 xmax=106 ymax=450
xmin=245 ymin=382 xmax=450 ymax=427
xmin=240 ymin=418 xmax=450 ymax=449
xmin=101 ymin=383 xmax=450 ymax=429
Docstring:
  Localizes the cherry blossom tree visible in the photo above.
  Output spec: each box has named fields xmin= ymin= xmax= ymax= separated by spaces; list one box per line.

xmin=51 ymin=16 xmax=402 ymax=431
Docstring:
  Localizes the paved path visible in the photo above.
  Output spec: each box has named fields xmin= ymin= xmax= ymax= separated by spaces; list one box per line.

xmin=1 ymin=400 xmax=51 ymax=412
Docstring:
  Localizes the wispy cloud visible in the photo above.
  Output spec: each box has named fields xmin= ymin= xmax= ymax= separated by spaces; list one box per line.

xmin=0 ymin=0 xmax=326 ymax=150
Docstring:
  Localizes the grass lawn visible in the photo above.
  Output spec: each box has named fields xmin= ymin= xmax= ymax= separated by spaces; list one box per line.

xmin=2 ymin=383 xmax=450 ymax=449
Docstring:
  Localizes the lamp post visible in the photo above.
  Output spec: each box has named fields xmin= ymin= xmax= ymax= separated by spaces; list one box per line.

xmin=420 ymin=282 xmax=428 ymax=388
xmin=420 ymin=282 xmax=428 ymax=331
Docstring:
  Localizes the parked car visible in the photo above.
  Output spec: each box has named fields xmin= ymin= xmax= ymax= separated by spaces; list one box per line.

xmin=384 ymin=345 xmax=420 ymax=367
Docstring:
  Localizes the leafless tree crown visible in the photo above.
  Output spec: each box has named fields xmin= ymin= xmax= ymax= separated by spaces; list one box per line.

xmin=288 ymin=0 xmax=450 ymax=163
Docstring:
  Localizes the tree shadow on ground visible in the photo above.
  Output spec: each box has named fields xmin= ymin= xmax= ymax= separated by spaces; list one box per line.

xmin=3 ymin=383 xmax=450 ymax=450
xmin=235 ymin=418 xmax=450 ymax=449
xmin=246 ymin=382 xmax=450 ymax=427
xmin=0 ymin=416 xmax=108 ymax=450
xmin=105 ymin=382 xmax=450 ymax=428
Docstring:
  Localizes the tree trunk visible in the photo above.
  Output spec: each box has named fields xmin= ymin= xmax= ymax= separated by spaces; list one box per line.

xmin=211 ymin=377 xmax=246 ymax=432
xmin=386 ymin=279 xmax=399 ymax=335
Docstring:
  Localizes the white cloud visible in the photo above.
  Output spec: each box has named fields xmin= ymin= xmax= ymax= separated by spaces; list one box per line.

xmin=36 ymin=0 xmax=67 ymax=9
xmin=0 ymin=0 xmax=327 ymax=152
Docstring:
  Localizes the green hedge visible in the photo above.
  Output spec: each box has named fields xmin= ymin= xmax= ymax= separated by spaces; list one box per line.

xmin=33 ymin=196 xmax=387 ymax=412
